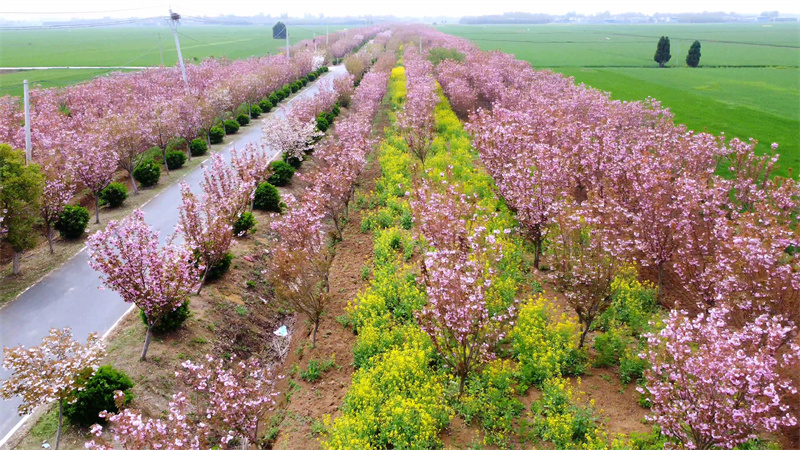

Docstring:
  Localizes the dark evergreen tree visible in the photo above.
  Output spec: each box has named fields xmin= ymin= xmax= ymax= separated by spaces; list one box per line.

xmin=686 ymin=40 xmax=701 ymax=67
xmin=654 ymin=36 xmax=672 ymax=67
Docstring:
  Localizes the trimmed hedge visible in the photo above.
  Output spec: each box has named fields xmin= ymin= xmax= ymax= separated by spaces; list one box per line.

xmin=234 ymin=211 xmax=257 ymax=236
xmin=190 ymin=138 xmax=208 ymax=156
xmin=236 ymin=113 xmax=250 ymax=126
xmin=55 ymin=205 xmax=90 ymax=240
xmin=223 ymin=119 xmax=240 ymax=135
xmin=250 ymin=105 xmax=263 ymax=118
xmin=166 ymin=150 xmax=187 ymax=170
xmin=205 ymin=253 xmax=233 ymax=282
xmin=267 ymin=160 xmax=295 ymax=187
xmin=99 ymin=182 xmax=128 ymax=208
xmin=63 ymin=365 xmax=134 ymax=426
xmin=260 ymin=98 xmax=274 ymax=112
xmin=133 ymin=159 xmax=161 ymax=187
xmin=209 ymin=126 xmax=225 ymax=144
xmin=254 ymin=182 xmax=282 ymax=212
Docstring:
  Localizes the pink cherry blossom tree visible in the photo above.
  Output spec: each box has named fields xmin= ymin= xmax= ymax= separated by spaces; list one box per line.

xmin=68 ymin=139 xmax=116 ymax=224
xmin=1 ymin=328 xmax=105 ymax=450
xmin=39 ymin=164 xmax=74 ymax=254
xmin=641 ymin=307 xmax=799 ymax=450
xmin=87 ymin=209 xmax=200 ymax=360
xmin=260 ymin=113 xmax=321 ymax=162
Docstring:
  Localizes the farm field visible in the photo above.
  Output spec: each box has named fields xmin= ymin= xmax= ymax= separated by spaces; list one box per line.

xmin=438 ymin=23 xmax=800 ymax=177
xmin=0 ymin=25 xmax=344 ymax=96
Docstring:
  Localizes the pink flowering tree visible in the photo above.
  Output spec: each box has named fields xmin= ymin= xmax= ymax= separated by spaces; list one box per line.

xmin=87 ymin=209 xmax=200 ymax=360
xmin=260 ymin=113 xmax=321 ymax=163
xmin=200 ymin=153 xmax=253 ymax=224
xmin=86 ymin=391 xmax=204 ymax=450
xmin=268 ymin=199 xmax=332 ymax=347
xmin=550 ymin=206 xmax=619 ymax=347
xmin=1 ymin=328 xmax=105 ymax=450
xmin=641 ymin=307 xmax=800 ymax=450
xmin=397 ymin=49 xmax=438 ymax=165
xmin=178 ymin=354 xmax=278 ymax=445
xmin=40 ymin=166 xmax=74 ymax=254
xmin=68 ymin=139 xmax=116 ymax=224
xmin=177 ymin=183 xmax=234 ymax=290
xmin=412 ymin=180 xmax=512 ymax=395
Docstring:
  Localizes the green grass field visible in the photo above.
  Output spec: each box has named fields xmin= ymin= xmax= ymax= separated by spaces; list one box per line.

xmin=0 ymin=25 xmax=343 ymax=96
xmin=438 ymin=23 xmax=800 ymax=178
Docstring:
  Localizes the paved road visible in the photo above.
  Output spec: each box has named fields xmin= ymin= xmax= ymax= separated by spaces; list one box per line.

xmin=0 ymin=65 xmax=345 ymax=445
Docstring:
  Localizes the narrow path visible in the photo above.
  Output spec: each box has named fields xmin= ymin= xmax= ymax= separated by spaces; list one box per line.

xmin=0 ymin=65 xmax=346 ymax=445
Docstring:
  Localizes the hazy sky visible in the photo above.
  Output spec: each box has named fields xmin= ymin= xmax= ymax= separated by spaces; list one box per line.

xmin=1 ymin=0 xmax=799 ymax=20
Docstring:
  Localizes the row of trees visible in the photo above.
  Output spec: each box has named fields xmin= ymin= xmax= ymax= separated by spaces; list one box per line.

xmin=428 ymin=31 xmax=798 ymax=449
xmin=0 ymin=26 xmax=386 ymax=276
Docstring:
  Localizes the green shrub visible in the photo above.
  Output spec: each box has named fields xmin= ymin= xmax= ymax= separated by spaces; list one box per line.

xmin=142 ymin=146 xmax=163 ymax=164
xmin=527 ymin=377 xmax=600 ymax=449
xmin=233 ymin=211 xmax=257 ymax=236
xmin=236 ymin=113 xmax=250 ymax=126
xmin=267 ymin=160 xmax=295 ymax=186
xmin=593 ymin=326 xmax=631 ymax=368
xmin=133 ymin=159 xmax=161 ymax=187
xmin=253 ymin=182 xmax=282 ymax=212
xmin=165 ymin=150 xmax=187 ymax=170
xmin=308 ymin=72 xmax=317 ymax=81
xmin=140 ymin=301 xmax=191 ymax=334
xmin=619 ymin=345 xmax=648 ymax=384
xmin=250 ymin=105 xmax=262 ymax=118
xmin=332 ymin=104 xmax=341 ymax=116
xmin=274 ymin=91 xmax=285 ymax=102
xmin=209 ymin=126 xmax=225 ymax=144
xmin=301 ymin=76 xmax=309 ymax=85
xmin=596 ymin=267 xmax=658 ymax=337
xmin=282 ymin=152 xmax=302 ymax=169
xmin=316 ymin=114 xmax=330 ymax=132
xmin=260 ymin=98 xmax=274 ymax=112
xmin=290 ymin=81 xmax=300 ymax=92
xmin=99 ymin=182 xmax=128 ymax=208
xmin=63 ymin=365 xmax=133 ymax=426
xmin=205 ymin=253 xmax=233 ymax=282
xmin=55 ymin=205 xmax=90 ymax=239
xmin=190 ymin=138 xmax=208 ymax=156
xmin=223 ymin=119 xmax=240 ymax=135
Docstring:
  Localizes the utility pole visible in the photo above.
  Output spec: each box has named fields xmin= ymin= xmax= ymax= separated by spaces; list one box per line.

xmin=23 ymin=80 xmax=31 ymax=164
xmin=326 ymin=25 xmax=328 ymax=45
xmin=314 ymin=32 xmax=317 ymax=51
xmin=286 ymin=24 xmax=290 ymax=57
xmin=168 ymin=10 xmax=189 ymax=88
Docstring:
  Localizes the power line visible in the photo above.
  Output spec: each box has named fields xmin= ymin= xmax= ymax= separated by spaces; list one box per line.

xmin=0 ymin=7 xmax=160 ymax=15
xmin=0 ymin=16 xmax=162 ymax=31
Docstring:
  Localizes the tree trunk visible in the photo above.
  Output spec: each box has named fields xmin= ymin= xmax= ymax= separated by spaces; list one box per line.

xmin=533 ymin=238 xmax=542 ymax=270
xmin=129 ymin=171 xmax=139 ymax=195
xmin=579 ymin=320 xmax=591 ymax=348
xmin=311 ymin=319 xmax=320 ymax=348
xmin=12 ymin=251 xmax=21 ymax=275
xmin=140 ymin=324 xmax=153 ymax=360
xmin=162 ymin=149 xmax=170 ymax=175
xmin=657 ymin=263 xmax=664 ymax=304
xmin=197 ymin=269 xmax=208 ymax=295
xmin=46 ymin=222 xmax=54 ymax=254
xmin=55 ymin=401 xmax=63 ymax=450
xmin=94 ymin=194 xmax=100 ymax=224
xmin=458 ymin=373 xmax=467 ymax=398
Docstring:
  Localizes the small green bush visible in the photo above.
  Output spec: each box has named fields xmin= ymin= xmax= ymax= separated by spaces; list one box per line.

xmin=190 ymin=138 xmax=208 ymax=156
xmin=260 ymin=98 xmax=274 ymax=112
xmin=223 ymin=119 xmax=240 ymax=135
xmin=236 ymin=113 xmax=250 ymax=126
xmin=332 ymin=104 xmax=341 ymax=116
xmin=142 ymin=146 xmax=163 ymax=164
xmin=55 ymin=205 xmax=90 ymax=240
xmin=140 ymin=301 xmax=191 ymax=334
xmin=250 ymin=105 xmax=262 ymax=118
xmin=133 ymin=159 xmax=161 ymax=187
xmin=323 ymin=111 xmax=335 ymax=123
xmin=234 ymin=211 xmax=257 ymax=236
xmin=308 ymin=72 xmax=317 ymax=81
xmin=593 ymin=327 xmax=631 ymax=368
xmin=273 ymin=91 xmax=284 ymax=102
xmin=299 ymin=356 xmax=337 ymax=382
xmin=254 ymin=182 xmax=282 ymax=212
xmin=290 ymin=82 xmax=300 ymax=93
xmin=301 ymin=76 xmax=309 ymax=85
xmin=99 ymin=182 xmax=128 ymax=208
xmin=205 ymin=253 xmax=233 ymax=282
xmin=283 ymin=152 xmax=302 ymax=169
xmin=316 ymin=114 xmax=330 ymax=132
xmin=63 ymin=365 xmax=133 ymax=426
xmin=209 ymin=126 xmax=225 ymax=144
xmin=165 ymin=150 xmax=187 ymax=170
xmin=267 ymin=160 xmax=295 ymax=187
